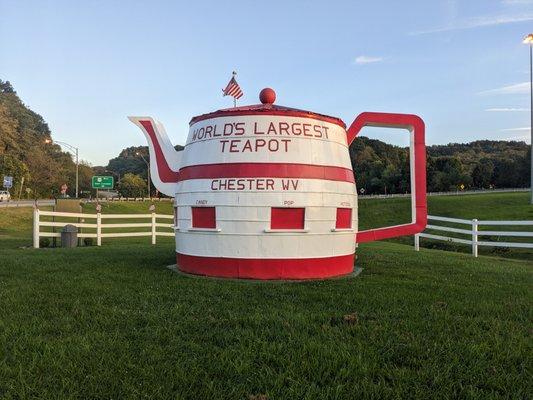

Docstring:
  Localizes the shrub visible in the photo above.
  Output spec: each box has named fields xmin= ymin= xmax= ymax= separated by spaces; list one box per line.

xmin=39 ymin=237 xmax=50 ymax=248
xmin=83 ymin=237 xmax=94 ymax=246
xmin=422 ymin=240 xmax=463 ymax=253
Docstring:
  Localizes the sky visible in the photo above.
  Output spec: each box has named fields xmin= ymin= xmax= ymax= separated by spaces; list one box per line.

xmin=0 ymin=0 xmax=532 ymax=166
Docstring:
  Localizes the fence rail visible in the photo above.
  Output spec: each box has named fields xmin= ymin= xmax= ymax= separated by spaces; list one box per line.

xmin=415 ymin=215 xmax=533 ymax=257
xmin=33 ymin=208 xmax=174 ymax=248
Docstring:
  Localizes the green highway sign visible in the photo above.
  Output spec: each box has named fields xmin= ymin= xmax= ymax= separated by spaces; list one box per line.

xmin=92 ymin=176 xmax=114 ymax=189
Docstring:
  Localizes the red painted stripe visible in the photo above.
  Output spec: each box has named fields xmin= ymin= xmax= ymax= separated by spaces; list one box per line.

xmin=139 ymin=120 xmax=180 ymax=183
xmin=178 ymin=163 xmax=355 ymax=183
xmin=177 ymin=253 xmax=355 ymax=280
xmin=190 ymin=109 xmax=347 ymax=128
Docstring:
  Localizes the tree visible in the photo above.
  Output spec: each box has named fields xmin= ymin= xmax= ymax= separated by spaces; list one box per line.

xmin=472 ymin=159 xmax=494 ymax=189
xmin=0 ymin=154 xmax=29 ymax=197
xmin=493 ymin=159 xmax=521 ymax=188
xmin=0 ymin=79 xmax=73 ymax=197
xmin=2 ymin=78 xmax=531 ymax=198
xmin=116 ymin=173 xmax=147 ymax=197
xmin=0 ymin=81 xmax=15 ymax=94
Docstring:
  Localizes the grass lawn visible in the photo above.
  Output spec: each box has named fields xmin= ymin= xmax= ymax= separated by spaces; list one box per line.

xmin=360 ymin=191 xmax=533 ymax=229
xmin=360 ymin=192 xmax=533 ymax=260
xmin=0 ymin=192 xmax=531 ymax=398
xmin=0 ymin=240 xmax=531 ymax=399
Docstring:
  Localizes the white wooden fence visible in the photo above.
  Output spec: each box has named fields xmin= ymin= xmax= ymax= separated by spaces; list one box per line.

xmin=33 ymin=208 xmax=174 ymax=248
xmin=415 ymin=215 xmax=533 ymax=257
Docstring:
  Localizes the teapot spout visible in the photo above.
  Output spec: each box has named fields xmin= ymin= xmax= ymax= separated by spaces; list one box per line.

xmin=128 ymin=116 xmax=182 ymax=197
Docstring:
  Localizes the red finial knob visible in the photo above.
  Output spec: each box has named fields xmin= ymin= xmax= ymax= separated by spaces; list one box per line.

xmin=259 ymin=88 xmax=276 ymax=104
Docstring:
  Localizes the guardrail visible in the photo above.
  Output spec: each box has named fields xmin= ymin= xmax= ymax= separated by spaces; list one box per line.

xmin=87 ymin=197 xmax=173 ymax=202
xmin=415 ymin=215 xmax=533 ymax=257
xmin=3 ymin=188 xmax=529 ymax=207
xmin=33 ymin=208 xmax=174 ymax=248
xmin=360 ymin=187 xmax=529 ymax=200
xmin=0 ymin=198 xmax=174 ymax=208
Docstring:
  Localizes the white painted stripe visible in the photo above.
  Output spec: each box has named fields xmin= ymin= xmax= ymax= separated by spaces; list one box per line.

xmin=188 ymin=115 xmax=347 ymax=145
xmin=176 ymin=178 xmax=356 ymax=195
xmin=180 ymin=140 xmax=352 ymax=169
xmin=175 ymin=231 xmax=355 ymax=258
xmin=175 ymin=190 xmax=357 ymax=208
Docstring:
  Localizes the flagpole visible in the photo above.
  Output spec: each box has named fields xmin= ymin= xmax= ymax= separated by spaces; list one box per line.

xmin=223 ymin=71 xmax=241 ymax=108
xmin=233 ymin=71 xmax=237 ymax=107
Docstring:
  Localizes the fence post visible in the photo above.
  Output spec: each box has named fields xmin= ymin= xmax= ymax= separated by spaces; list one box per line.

xmin=33 ymin=207 xmax=40 ymax=248
xmin=151 ymin=212 xmax=156 ymax=245
xmin=414 ymin=234 xmax=420 ymax=251
xmin=96 ymin=212 xmax=102 ymax=246
xmin=472 ymin=219 xmax=478 ymax=257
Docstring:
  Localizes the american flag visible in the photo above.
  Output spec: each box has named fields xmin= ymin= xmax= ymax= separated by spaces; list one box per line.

xmin=222 ymin=74 xmax=243 ymax=99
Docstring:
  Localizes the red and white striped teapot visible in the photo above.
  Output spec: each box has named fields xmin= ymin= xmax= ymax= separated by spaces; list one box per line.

xmin=129 ymin=88 xmax=427 ymax=280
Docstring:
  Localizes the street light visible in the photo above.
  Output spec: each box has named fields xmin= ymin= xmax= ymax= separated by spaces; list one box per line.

xmin=136 ymin=152 xmax=151 ymax=198
xmin=523 ymin=33 xmax=533 ymax=204
xmin=45 ymin=138 xmax=79 ymax=198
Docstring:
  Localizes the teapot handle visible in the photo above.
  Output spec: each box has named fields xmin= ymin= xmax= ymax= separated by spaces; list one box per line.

xmin=346 ymin=112 xmax=427 ymax=243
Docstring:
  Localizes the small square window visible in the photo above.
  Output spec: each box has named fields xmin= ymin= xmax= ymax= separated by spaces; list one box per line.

xmin=271 ymin=208 xmax=305 ymax=229
xmin=192 ymin=207 xmax=216 ymax=229
xmin=335 ymin=208 xmax=352 ymax=229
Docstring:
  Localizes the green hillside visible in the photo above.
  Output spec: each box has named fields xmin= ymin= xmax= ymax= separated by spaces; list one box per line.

xmin=1 ymin=79 xmax=530 ymax=199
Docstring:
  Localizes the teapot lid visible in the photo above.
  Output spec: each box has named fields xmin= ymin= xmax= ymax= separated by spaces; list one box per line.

xmin=189 ymin=88 xmax=346 ymax=128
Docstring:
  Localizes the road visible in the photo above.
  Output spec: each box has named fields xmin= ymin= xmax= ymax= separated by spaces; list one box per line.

xmin=0 ymin=199 xmax=55 ymax=208
xmin=0 ymin=188 xmax=528 ymax=208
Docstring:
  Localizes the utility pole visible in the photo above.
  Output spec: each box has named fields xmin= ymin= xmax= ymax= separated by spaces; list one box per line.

xmin=45 ymin=139 xmax=80 ymax=198
xmin=523 ymin=33 xmax=533 ymax=204
xmin=136 ymin=152 xmax=151 ymax=198
xmin=75 ymin=147 xmax=79 ymax=199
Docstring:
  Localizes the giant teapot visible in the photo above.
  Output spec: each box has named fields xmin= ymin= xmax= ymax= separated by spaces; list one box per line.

xmin=129 ymin=88 xmax=427 ymax=280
